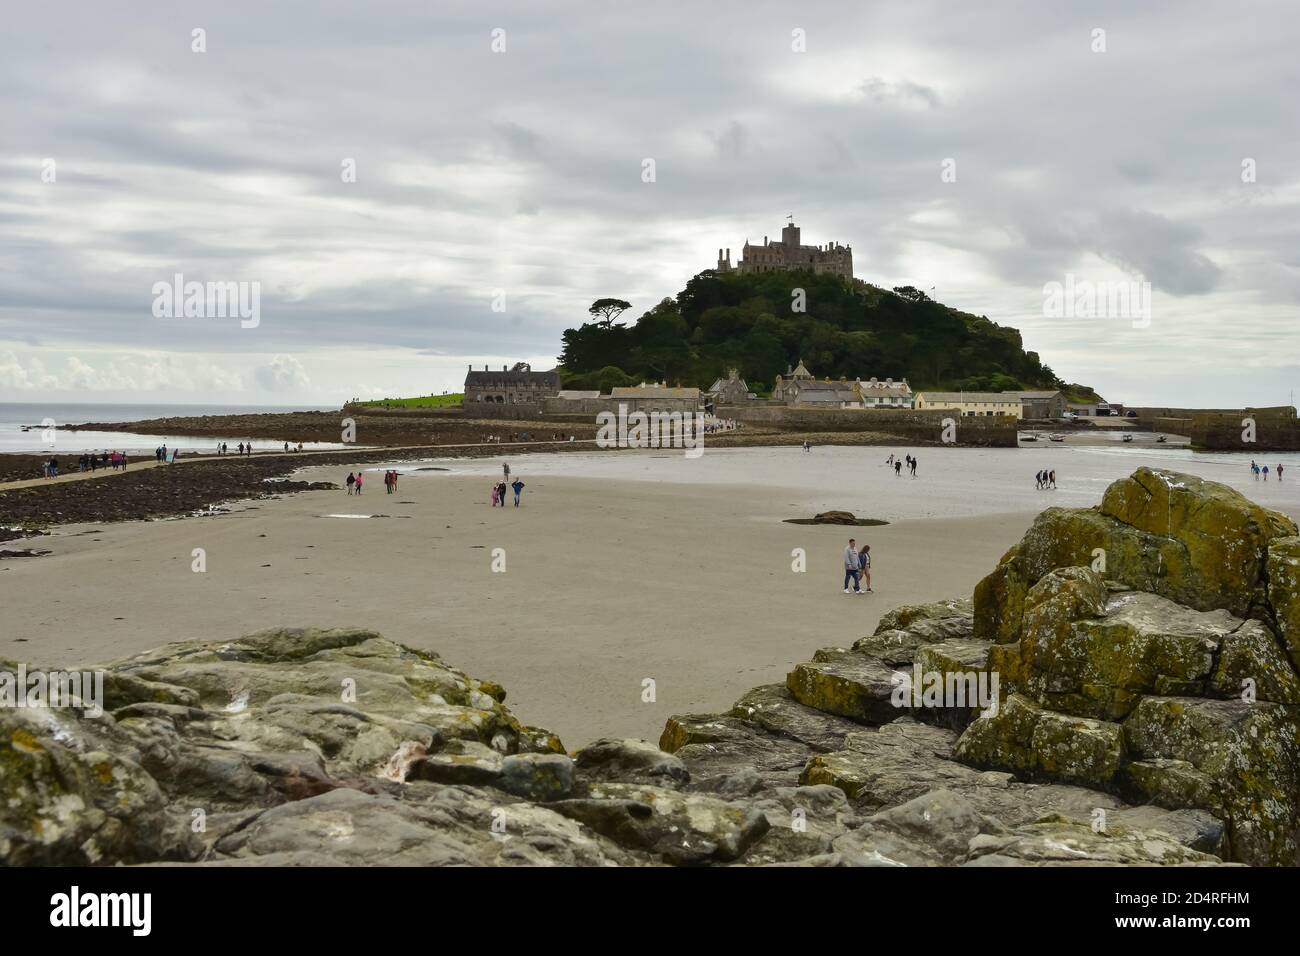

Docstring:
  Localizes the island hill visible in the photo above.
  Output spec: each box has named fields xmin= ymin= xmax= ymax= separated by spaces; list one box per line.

xmin=457 ymin=219 xmax=1099 ymax=429
xmin=454 ymin=220 xmax=1299 ymax=449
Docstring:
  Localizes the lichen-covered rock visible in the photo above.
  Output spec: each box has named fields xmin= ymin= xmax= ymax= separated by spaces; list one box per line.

xmin=1122 ymin=758 xmax=1221 ymax=813
xmin=735 ymin=785 xmax=860 ymax=865
xmin=874 ymin=599 xmax=975 ymax=638
xmin=0 ymin=707 xmax=194 ymax=865
xmin=549 ymin=783 xmax=770 ymax=864
xmin=1123 ymin=696 xmax=1300 ymax=866
xmin=1209 ymin=620 xmax=1300 ymax=703
xmin=498 ymin=753 xmax=574 ymax=801
xmin=786 ymin=650 xmax=902 ymax=724
xmin=953 ymin=693 xmax=1124 ymax=789
xmin=211 ymin=786 xmax=631 ymax=866
xmin=993 ymin=585 xmax=1298 ymax=721
xmin=831 ymin=789 xmax=1005 ymax=866
xmin=573 ymin=738 xmax=688 ymax=790
xmin=979 ymin=470 xmax=1297 ymax=637
xmin=728 ymin=683 xmax=861 ymax=752
xmin=964 ymin=815 xmax=1226 ymax=867
xmin=1267 ymin=535 xmax=1300 ymax=672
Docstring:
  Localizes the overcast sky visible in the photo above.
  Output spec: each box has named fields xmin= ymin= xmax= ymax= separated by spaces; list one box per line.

xmin=2 ymin=0 xmax=1297 ymax=407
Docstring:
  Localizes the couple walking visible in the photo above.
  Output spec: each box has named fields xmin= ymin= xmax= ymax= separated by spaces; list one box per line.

xmin=843 ymin=538 xmax=873 ymax=594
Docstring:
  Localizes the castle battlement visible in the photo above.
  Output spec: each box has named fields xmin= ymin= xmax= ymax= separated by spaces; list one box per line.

xmin=715 ymin=219 xmax=852 ymax=280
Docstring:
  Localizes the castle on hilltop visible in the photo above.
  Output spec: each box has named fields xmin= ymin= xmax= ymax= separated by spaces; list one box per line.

xmin=715 ymin=219 xmax=853 ymax=280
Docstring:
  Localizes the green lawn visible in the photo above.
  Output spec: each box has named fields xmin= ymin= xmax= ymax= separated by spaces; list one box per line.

xmin=356 ymin=393 xmax=463 ymax=409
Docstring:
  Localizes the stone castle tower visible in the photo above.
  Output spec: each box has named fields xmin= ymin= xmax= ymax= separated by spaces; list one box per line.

xmin=716 ymin=219 xmax=853 ymax=280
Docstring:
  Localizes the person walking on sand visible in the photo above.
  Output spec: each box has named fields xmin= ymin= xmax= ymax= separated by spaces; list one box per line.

xmin=1049 ymin=469 xmax=1057 ymax=489
xmin=843 ymin=538 xmax=862 ymax=593
xmin=858 ymin=544 xmax=873 ymax=592
xmin=511 ymin=477 xmax=524 ymax=506
xmin=354 ymin=472 xmax=363 ymax=495
xmin=910 ymin=456 xmax=918 ymax=478
xmin=894 ymin=460 xmax=902 ymax=477
xmin=503 ymin=462 xmax=511 ymax=482
xmin=1263 ymin=464 xmax=1270 ymax=481
xmin=1278 ymin=463 xmax=1285 ymax=481
xmin=346 ymin=472 xmax=355 ymax=495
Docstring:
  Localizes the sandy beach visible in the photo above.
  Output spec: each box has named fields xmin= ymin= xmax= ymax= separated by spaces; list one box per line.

xmin=4 ymin=444 xmax=1298 ymax=748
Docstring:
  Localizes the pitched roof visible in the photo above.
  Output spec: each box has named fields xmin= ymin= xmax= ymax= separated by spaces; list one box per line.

xmin=916 ymin=392 xmax=1021 ymax=403
xmin=465 ymin=369 xmax=559 ymax=387
xmin=794 ymin=389 xmax=860 ymax=403
xmin=610 ymin=386 xmax=700 ymax=399
xmin=1003 ymin=390 xmax=1063 ymax=400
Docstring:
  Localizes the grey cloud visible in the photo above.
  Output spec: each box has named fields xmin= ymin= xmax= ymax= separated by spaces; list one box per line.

xmin=0 ymin=0 xmax=1296 ymax=405
xmin=1093 ymin=209 xmax=1223 ymax=295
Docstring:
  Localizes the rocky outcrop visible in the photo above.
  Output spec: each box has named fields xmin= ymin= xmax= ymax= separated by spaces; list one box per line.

xmin=962 ymin=468 xmax=1300 ymax=865
xmin=4 ymin=468 xmax=1297 ymax=867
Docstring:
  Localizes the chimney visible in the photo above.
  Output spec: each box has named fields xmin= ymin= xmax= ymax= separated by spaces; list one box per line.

xmin=503 ymin=364 xmax=508 ymax=372
xmin=468 ymin=363 xmax=472 ymax=371
xmin=484 ymin=364 xmax=488 ymax=371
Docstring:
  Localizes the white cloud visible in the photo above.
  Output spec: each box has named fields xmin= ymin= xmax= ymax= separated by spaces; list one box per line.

xmin=254 ymin=354 xmax=311 ymax=392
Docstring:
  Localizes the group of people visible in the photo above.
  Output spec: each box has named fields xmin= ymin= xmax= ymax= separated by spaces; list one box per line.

xmin=1251 ymin=460 xmax=1284 ymax=481
xmin=885 ymin=453 xmax=918 ymax=477
xmin=153 ymin=445 xmax=182 ymax=463
xmin=484 ymin=433 xmax=574 ymax=444
xmin=1036 ymin=469 xmax=1057 ymax=489
xmin=42 ymin=451 xmax=130 ymax=478
xmin=344 ymin=471 xmax=365 ymax=494
xmin=382 ymin=470 xmax=400 ymax=494
xmin=842 ymin=538 xmax=874 ymax=594
xmin=491 ymin=463 xmax=525 ymax=506
xmin=702 ymin=419 xmax=740 ymax=434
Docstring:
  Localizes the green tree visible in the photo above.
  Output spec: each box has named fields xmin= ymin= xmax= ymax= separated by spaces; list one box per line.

xmin=587 ymin=298 xmax=632 ymax=328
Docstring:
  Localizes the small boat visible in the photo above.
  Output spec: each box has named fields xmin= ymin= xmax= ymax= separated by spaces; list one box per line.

xmin=1049 ymin=434 xmax=1066 ymax=442
xmin=1019 ymin=434 xmax=1038 ymax=442
xmin=1122 ymin=434 xmax=1134 ymax=443
xmin=1156 ymin=435 xmax=1168 ymax=444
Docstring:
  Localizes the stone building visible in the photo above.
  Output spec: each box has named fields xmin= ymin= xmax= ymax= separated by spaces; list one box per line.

xmin=462 ymin=362 xmax=560 ymax=405
xmin=706 ymin=369 xmax=752 ymax=405
xmin=913 ymin=392 xmax=1023 ymax=418
xmin=779 ymin=380 xmax=862 ymax=408
xmin=858 ymin=377 xmax=913 ymax=408
xmin=1004 ymin=390 xmax=1066 ymax=419
xmin=771 ymin=362 xmax=910 ymax=408
xmin=715 ymin=220 xmax=853 ymax=280
xmin=608 ymin=383 xmax=702 ymax=413
xmin=770 ymin=359 xmax=815 ymax=403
